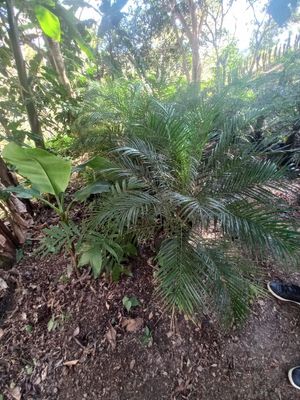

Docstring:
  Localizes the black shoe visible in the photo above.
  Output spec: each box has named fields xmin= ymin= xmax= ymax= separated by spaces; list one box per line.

xmin=288 ymin=366 xmax=300 ymax=390
xmin=267 ymin=281 xmax=300 ymax=305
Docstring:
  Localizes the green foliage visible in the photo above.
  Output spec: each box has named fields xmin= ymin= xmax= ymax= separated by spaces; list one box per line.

xmin=37 ymin=221 xmax=80 ymax=257
xmin=46 ymin=135 xmax=75 ymax=156
xmin=73 ymin=79 xmax=152 ymax=154
xmin=1 ymin=0 xmax=300 ymax=329
xmin=3 ymin=143 xmax=71 ymax=197
xmin=47 ymin=316 xmax=59 ymax=332
xmin=78 ymin=232 xmax=135 ymax=280
xmin=34 ymin=5 xmax=61 ymax=42
xmin=74 ymin=181 xmax=111 ymax=202
xmin=86 ymin=101 xmax=299 ymax=325
xmin=140 ymin=326 xmax=152 ymax=346
xmin=25 ymin=324 xmax=33 ymax=333
xmin=122 ymin=296 xmax=140 ymax=312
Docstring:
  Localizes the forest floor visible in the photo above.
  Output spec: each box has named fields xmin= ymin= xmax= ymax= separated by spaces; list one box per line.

xmin=1 ymin=191 xmax=300 ymax=400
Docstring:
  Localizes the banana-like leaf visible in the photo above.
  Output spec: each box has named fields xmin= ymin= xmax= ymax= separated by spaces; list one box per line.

xmin=74 ymin=181 xmax=111 ymax=201
xmin=5 ymin=185 xmax=40 ymax=199
xmin=3 ymin=143 xmax=71 ymax=197
xmin=74 ymin=156 xmax=117 ymax=172
xmin=35 ymin=5 xmax=61 ymax=42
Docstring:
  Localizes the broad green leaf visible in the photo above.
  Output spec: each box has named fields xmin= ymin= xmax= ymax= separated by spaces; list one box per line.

xmin=111 ymin=264 xmax=123 ymax=282
xmin=140 ymin=326 xmax=152 ymax=346
xmin=47 ymin=317 xmax=58 ymax=332
xmin=74 ymin=181 xmax=111 ymax=201
xmin=122 ymin=296 xmax=140 ymax=312
xmin=5 ymin=185 xmax=40 ymax=199
xmin=3 ymin=143 xmax=71 ymax=197
xmin=74 ymin=156 xmax=117 ymax=172
xmin=25 ymin=324 xmax=33 ymax=333
xmin=78 ymin=244 xmax=103 ymax=278
xmin=35 ymin=5 xmax=61 ymax=42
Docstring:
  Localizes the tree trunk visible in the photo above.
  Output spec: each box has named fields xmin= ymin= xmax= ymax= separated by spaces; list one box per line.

xmin=45 ymin=36 xmax=73 ymax=97
xmin=6 ymin=0 xmax=45 ymax=149
xmin=0 ymin=156 xmax=17 ymax=187
xmin=191 ymin=41 xmax=201 ymax=85
xmin=0 ymin=156 xmax=34 ymax=215
xmin=0 ymin=219 xmax=17 ymax=264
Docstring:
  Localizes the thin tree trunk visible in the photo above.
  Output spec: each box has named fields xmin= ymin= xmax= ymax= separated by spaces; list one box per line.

xmin=6 ymin=0 xmax=45 ymax=148
xmin=45 ymin=36 xmax=73 ymax=96
xmin=191 ymin=41 xmax=200 ymax=85
xmin=0 ymin=219 xmax=16 ymax=262
xmin=0 ymin=156 xmax=17 ymax=187
xmin=0 ymin=156 xmax=34 ymax=215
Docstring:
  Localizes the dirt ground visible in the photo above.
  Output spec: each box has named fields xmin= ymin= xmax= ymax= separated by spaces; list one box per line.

xmin=1 ymin=244 xmax=300 ymax=400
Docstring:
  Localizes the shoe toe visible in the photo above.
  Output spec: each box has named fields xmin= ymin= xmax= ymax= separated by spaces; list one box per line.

xmin=289 ymin=367 xmax=300 ymax=389
xmin=269 ymin=281 xmax=280 ymax=293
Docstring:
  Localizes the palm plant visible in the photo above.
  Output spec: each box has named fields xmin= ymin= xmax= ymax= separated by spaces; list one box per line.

xmin=72 ymin=79 xmax=152 ymax=154
xmin=84 ymin=100 xmax=299 ymax=325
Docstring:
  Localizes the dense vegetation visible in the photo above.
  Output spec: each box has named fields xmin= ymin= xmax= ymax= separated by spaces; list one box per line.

xmin=0 ymin=0 xmax=299 ymax=327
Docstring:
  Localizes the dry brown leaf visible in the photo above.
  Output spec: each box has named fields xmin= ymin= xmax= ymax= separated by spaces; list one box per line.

xmin=73 ymin=327 xmax=80 ymax=337
xmin=122 ymin=318 xmax=144 ymax=333
xmin=106 ymin=326 xmax=117 ymax=350
xmin=129 ymin=359 xmax=135 ymax=370
xmin=0 ymin=234 xmax=6 ymax=247
xmin=63 ymin=359 xmax=79 ymax=367
xmin=0 ymin=277 xmax=8 ymax=291
xmin=41 ymin=366 xmax=48 ymax=381
xmin=0 ymin=328 xmax=4 ymax=339
xmin=8 ymin=387 xmax=21 ymax=400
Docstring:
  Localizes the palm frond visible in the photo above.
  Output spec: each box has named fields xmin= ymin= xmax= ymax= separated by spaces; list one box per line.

xmin=156 ymin=234 xmax=262 ymax=324
xmin=91 ymin=182 xmax=161 ymax=234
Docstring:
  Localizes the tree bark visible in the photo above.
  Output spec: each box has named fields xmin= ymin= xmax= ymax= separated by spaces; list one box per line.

xmin=45 ymin=36 xmax=73 ymax=97
xmin=0 ymin=156 xmax=34 ymax=215
xmin=168 ymin=0 xmax=204 ymax=91
xmin=0 ymin=156 xmax=17 ymax=187
xmin=6 ymin=0 xmax=45 ymax=148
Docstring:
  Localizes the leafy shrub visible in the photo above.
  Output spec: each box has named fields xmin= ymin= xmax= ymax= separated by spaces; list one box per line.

xmin=85 ymin=101 xmax=299 ymax=325
xmin=3 ymin=143 xmax=136 ymax=280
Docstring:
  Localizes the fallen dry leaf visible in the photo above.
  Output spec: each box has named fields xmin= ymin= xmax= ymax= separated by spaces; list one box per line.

xmin=0 ymin=277 xmax=8 ymax=291
xmin=63 ymin=359 xmax=79 ymax=366
xmin=73 ymin=326 xmax=80 ymax=337
xmin=106 ymin=326 xmax=117 ymax=350
xmin=129 ymin=359 xmax=135 ymax=370
xmin=8 ymin=387 xmax=21 ymax=400
xmin=0 ymin=328 xmax=4 ymax=339
xmin=122 ymin=318 xmax=143 ymax=333
xmin=41 ymin=366 xmax=48 ymax=381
